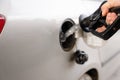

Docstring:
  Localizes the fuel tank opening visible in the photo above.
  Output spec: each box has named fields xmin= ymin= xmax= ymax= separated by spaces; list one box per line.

xmin=59 ymin=18 xmax=76 ymax=52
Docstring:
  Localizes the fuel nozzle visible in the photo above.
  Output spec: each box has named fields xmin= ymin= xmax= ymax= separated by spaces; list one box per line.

xmin=79 ymin=1 xmax=120 ymax=40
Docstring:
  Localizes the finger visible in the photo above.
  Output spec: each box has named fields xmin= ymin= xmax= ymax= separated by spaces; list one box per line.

xmin=106 ymin=12 xmax=117 ymax=24
xmin=96 ymin=26 xmax=106 ymax=32
xmin=110 ymin=13 xmax=118 ymax=24
xmin=101 ymin=6 xmax=109 ymax=16
xmin=101 ymin=2 xmax=112 ymax=16
xmin=106 ymin=13 xmax=112 ymax=24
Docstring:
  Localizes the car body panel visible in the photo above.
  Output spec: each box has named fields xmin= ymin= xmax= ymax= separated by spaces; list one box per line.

xmin=0 ymin=13 xmax=101 ymax=80
xmin=99 ymin=31 xmax=120 ymax=80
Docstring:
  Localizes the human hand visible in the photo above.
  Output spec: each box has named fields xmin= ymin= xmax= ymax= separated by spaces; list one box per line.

xmin=96 ymin=0 xmax=119 ymax=33
xmin=101 ymin=0 xmax=120 ymax=16
xmin=96 ymin=12 xmax=117 ymax=32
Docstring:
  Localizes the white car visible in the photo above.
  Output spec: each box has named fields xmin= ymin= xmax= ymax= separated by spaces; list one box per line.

xmin=0 ymin=0 xmax=120 ymax=80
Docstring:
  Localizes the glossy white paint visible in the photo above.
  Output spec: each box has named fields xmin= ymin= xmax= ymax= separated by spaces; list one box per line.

xmin=0 ymin=0 xmax=120 ymax=80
